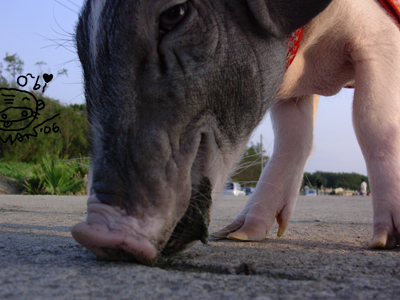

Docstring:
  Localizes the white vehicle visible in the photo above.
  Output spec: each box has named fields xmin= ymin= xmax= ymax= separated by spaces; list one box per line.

xmin=223 ymin=182 xmax=245 ymax=196
xmin=306 ymin=189 xmax=317 ymax=196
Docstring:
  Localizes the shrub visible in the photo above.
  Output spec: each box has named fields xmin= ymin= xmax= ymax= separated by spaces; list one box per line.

xmin=23 ymin=155 xmax=88 ymax=195
xmin=0 ymin=160 xmax=34 ymax=179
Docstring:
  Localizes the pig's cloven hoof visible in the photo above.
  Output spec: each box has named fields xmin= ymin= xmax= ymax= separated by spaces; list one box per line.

xmin=211 ymin=205 xmax=290 ymax=242
xmin=211 ymin=217 xmax=269 ymax=242
xmin=369 ymin=227 xmax=400 ymax=249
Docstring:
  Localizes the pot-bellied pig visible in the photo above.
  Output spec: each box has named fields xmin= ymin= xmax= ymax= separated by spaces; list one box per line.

xmin=72 ymin=0 xmax=400 ymax=264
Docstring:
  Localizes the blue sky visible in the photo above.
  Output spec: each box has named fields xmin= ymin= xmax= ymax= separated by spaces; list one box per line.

xmin=1 ymin=0 xmax=367 ymax=175
xmin=1 ymin=0 xmax=85 ymax=104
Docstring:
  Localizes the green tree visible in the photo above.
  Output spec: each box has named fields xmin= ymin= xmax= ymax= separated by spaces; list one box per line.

xmin=35 ymin=61 xmax=47 ymax=75
xmin=302 ymin=171 xmax=368 ymax=191
xmin=56 ymin=68 xmax=68 ymax=78
xmin=231 ymin=143 xmax=269 ymax=187
xmin=0 ymin=62 xmax=7 ymax=86
xmin=4 ymin=53 xmax=24 ymax=86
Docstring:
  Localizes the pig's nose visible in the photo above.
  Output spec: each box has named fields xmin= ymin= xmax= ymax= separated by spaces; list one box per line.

xmin=71 ymin=195 xmax=158 ymax=264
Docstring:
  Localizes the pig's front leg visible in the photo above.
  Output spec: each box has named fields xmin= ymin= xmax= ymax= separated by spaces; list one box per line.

xmin=352 ymin=31 xmax=400 ymax=249
xmin=212 ymin=95 xmax=319 ymax=241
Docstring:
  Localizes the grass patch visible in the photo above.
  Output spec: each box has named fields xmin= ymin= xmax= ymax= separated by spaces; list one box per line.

xmin=23 ymin=156 xmax=89 ymax=195
xmin=0 ymin=156 xmax=89 ymax=195
xmin=0 ymin=160 xmax=35 ymax=179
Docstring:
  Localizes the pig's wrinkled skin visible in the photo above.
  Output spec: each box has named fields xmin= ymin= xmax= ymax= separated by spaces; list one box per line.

xmin=72 ymin=0 xmax=400 ymax=263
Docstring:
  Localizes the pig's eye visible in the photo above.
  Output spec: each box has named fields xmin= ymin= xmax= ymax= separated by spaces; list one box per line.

xmin=159 ymin=2 xmax=188 ymax=34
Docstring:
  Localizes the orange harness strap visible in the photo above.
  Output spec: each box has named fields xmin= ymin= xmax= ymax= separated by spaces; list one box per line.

xmin=286 ymin=28 xmax=303 ymax=70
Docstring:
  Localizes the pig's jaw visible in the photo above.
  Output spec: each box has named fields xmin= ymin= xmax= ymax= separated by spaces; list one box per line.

xmin=162 ymin=177 xmax=212 ymax=254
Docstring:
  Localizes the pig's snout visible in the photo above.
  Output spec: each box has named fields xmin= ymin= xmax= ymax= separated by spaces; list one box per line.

xmin=72 ymin=176 xmax=213 ymax=263
xmin=71 ymin=195 xmax=158 ymax=264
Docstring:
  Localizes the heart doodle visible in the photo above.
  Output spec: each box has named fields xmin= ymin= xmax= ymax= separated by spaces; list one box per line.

xmin=43 ymin=73 xmax=53 ymax=83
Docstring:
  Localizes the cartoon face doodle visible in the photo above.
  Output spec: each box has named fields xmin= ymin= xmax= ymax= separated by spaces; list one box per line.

xmin=0 ymin=88 xmax=45 ymax=131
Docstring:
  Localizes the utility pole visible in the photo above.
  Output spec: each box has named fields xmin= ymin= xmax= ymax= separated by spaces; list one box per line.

xmin=260 ymin=134 xmax=263 ymax=172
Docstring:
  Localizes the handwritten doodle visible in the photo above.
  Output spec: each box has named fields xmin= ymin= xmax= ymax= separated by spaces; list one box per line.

xmin=0 ymin=87 xmax=60 ymax=144
xmin=42 ymin=73 xmax=53 ymax=93
xmin=16 ymin=73 xmax=35 ymax=87
xmin=16 ymin=72 xmax=53 ymax=93
xmin=43 ymin=73 xmax=53 ymax=83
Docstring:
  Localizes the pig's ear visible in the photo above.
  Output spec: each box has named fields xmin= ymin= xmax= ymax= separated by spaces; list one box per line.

xmin=247 ymin=0 xmax=333 ymax=37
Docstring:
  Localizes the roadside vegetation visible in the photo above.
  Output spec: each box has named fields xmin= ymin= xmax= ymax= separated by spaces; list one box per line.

xmin=0 ymin=160 xmax=35 ymax=179
xmin=302 ymin=171 xmax=368 ymax=193
xmin=231 ymin=143 xmax=368 ymax=193
xmin=23 ymin=156 xmax=88 ymax=195
xmin=0 ymin=53 xmax=88 ymax=195
xmin=230 ymin=142 xmax=269 ymax=187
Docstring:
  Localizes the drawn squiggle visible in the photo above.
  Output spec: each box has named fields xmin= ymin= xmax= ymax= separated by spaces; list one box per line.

xmin=0 ymin=113 xmax=60 ymax=145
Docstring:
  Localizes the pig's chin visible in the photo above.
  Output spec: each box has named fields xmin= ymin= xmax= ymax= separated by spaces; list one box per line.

xmin=161 ymin=177 xmax=212 ymax=255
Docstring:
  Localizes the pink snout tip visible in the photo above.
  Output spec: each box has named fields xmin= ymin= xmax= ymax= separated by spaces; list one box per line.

xmin=71 ymin=196 xmax=158 ymax=264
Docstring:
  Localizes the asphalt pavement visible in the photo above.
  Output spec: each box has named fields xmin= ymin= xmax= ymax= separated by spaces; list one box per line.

xmin=1 ymin=194 xmax=399 ymax=299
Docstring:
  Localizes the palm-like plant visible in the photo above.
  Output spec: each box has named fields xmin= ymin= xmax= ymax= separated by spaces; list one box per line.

xmin=24 ymin=155 xmax=86 ymax=195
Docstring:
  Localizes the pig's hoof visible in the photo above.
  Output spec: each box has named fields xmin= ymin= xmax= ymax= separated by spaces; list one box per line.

xmin=227 ymin=230 xmax=267 ymax=242
xmin=211 ymin=220 xmax=268 ymax=241
xmin=369 ymin=229 xmax=399 ymax=249
xmin=210 ymin=229 xmax=231 ymax=239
